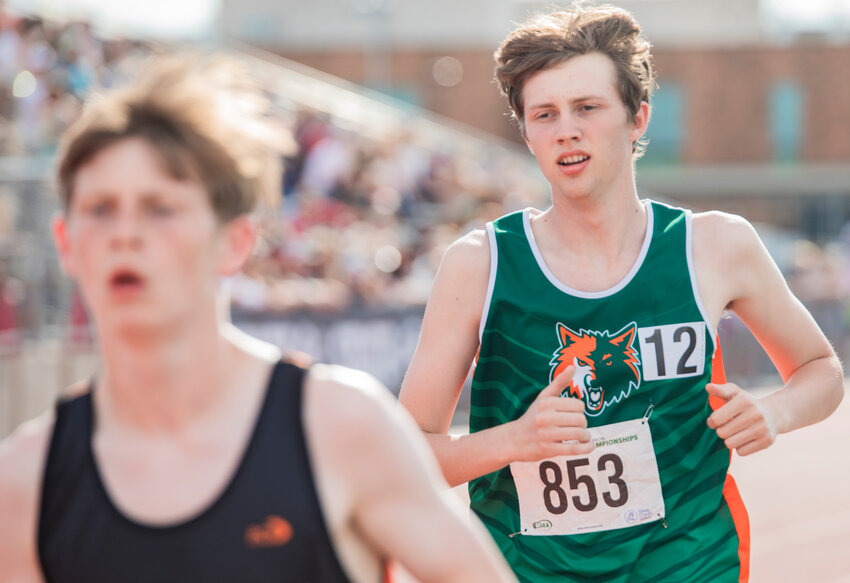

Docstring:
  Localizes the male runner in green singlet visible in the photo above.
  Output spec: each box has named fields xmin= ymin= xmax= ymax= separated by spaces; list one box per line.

xmin=399 ymin=4 xmax=844 ymax=582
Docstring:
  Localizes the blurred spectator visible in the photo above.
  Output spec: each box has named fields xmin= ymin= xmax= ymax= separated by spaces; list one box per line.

xmin=0 ymin=10 xmax=146 ymax=156
xmin=0 ymin=7 xmax=553 ymax=322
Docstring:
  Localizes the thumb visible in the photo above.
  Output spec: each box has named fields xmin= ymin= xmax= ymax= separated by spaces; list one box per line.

xmin=541 ymin=366 xmax=575 ymax=399
xmin=705 ymin=382 xmax=735 ymax=402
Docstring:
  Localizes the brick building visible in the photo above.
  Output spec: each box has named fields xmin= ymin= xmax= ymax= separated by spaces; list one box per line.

xmin=220 ymin=0 xmax=850 ymax=239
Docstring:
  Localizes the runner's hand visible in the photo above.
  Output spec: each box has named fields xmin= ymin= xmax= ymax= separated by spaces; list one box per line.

xmin=706 ymin=383 xmax=779 ymax=456
xmin=511 ymin=366 xmax=594 ymax=462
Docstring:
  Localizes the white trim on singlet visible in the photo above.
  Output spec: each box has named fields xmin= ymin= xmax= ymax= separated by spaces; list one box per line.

xmin=522 ymin=200 xmax=654 ymax=299
xmin=685 ymin=210 xmax=717 ymax=356
xmin=478 ymin=222 xmax=499 ymax=343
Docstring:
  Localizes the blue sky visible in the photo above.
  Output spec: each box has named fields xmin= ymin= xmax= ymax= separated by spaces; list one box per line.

xmin=8 ymin=0 xmax=850 ymax=39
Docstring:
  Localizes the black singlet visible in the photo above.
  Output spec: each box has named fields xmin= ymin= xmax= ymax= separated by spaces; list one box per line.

xmin=38 ymin=360 xmax=355 ymax=583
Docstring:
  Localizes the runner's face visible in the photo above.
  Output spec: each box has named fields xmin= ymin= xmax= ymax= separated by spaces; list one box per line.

xmin=54 ymin=137 xmax=232 ymax=335
xmin=521 ymin=52 xmax=648 ymax=202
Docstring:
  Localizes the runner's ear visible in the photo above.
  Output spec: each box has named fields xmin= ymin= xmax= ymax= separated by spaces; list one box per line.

xmin=52 ymin=214 xmax=77 ymax=278
xmin=217 ymin=215 xmax=256 ymax=277
xmin=630 ymin=101 xmax=650 ymax=143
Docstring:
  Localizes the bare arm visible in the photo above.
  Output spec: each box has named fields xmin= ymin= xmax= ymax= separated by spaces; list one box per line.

xmin=0 ymin=414 xmax=53 ymax=583
xmin=398 ymin=231 xmax=592 ymax=487
xmin=305 ymin=366 xmax=516 ymax=583
xmin=694 ymin=212 xmax=844 ymax=454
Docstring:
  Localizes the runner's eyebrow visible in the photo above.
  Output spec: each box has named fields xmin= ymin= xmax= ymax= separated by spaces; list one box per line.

xmin=525 ymin=95 xmax=608 ymax=111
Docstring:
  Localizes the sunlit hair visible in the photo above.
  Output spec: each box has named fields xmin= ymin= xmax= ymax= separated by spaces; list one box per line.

xmin=57 ymin=53 xmax=292 ymax=222
xmin=494 ymin=3 xmax=655 ymax=158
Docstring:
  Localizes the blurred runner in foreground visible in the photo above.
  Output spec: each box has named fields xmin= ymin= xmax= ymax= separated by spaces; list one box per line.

xmin=399 ymin=4 xmax=844 ymax=582
xmin=0 ymin=54 xmax=515 ymax=583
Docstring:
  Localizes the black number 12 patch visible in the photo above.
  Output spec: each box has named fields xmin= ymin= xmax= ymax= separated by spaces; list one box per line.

xmin=637 ymin=323 xmax=706 ymax=381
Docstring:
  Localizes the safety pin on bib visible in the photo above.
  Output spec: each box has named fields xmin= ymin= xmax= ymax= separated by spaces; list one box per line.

xmin=641 ymin=401 xmax=666 ymax=529
xmin=642 ymin=402 xmax=654 ymax=424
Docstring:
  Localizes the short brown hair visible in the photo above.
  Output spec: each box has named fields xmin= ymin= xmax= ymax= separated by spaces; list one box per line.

xmin=57 ymin=54 xmax=291 ymax=222
xmin=494 ymin=3 xmax=655 ymax=157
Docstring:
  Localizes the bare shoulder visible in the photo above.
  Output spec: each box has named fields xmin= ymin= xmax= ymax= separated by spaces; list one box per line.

xmin=304 ymin=364 xmax=400 ymax=439
xmin=1 ymin=379 xmax=86 ymax=490
xmin=0 ymin=410 xmax=55 ymax=499
xmin=302 ymin=363 xmax=438 ymax=509
xmin=692 ymin=210 xmax=763 ymax=262
xmin=692 ymin=210 xmax=788 ymax=327
xmin=306 ymin=363 xmax=387 ymax=403
xmin=303 ymin=364 xmax=436 ymax=474
xmin=449 ymin=228 xmax=490 ymax=253
xmin=63 ymin=378 xmax=91 ymax=400
xmin=423 ymin=228 xmax=493 ymax=333
xmin=0 ymin=410 xmax=55 ymax=582
xmin=438 ymin=228 xmax=491 ymax=280
xmin=692 ymin=210 xmax=776 ymax=286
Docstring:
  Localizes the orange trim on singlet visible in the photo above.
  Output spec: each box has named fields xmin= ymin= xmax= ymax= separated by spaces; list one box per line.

xmin=709 ymin=340 xmax=751 ymax=583
xmin=709 ymin=340 xmax=728 ymax=408
xmin=722 ymin=473 xmax=751 ymax=583
xmin=383 ymin=560 xmax=393 ymax=583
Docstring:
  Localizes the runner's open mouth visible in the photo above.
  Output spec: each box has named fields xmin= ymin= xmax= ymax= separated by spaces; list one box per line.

xmin=558 ymin=155 xmax=590 ymax=166
xmin=110 ymin=270 xmax=144 ymax=288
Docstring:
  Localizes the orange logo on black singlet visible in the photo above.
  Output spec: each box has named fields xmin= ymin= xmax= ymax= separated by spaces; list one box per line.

xmin=245 ymin=515 xmax=293 ymax=548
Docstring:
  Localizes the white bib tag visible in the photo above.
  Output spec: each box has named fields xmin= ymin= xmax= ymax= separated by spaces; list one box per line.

xmin=510 ymin=417 xmax=664 ymax=536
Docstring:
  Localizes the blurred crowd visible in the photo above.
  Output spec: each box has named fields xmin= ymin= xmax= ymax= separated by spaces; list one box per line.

xmin=1 ymin=6 xmax=849 ymax=373
xmin=0 ymin=5 xmax=150 ymax=156
xmin=230 ymin=110 xmax=543 ymax=313
xmin=0 ymin=5 xmax=545 ymax=335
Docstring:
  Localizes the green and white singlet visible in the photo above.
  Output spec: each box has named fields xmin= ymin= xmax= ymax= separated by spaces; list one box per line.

xmin=470 ymin=200 xmax=749 ymax=582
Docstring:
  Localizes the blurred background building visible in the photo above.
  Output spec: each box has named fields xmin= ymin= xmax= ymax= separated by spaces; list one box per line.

xmin=223 ymin=0 xmax=850 ymax=235
xmin=2 ymin=0 xmax=850 ymax=436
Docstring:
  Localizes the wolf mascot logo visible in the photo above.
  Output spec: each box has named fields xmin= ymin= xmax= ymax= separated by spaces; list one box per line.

xmin=549 ymin=323 xmax=641 ymax=416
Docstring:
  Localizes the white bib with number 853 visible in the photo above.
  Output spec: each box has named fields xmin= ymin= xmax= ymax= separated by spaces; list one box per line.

xmin=510 ymin=417 xmax=664 ymax=536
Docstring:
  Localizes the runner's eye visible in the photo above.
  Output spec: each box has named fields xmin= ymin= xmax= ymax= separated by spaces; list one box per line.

xmin=150 ymin=204 xmax=175 ymax=217
xmin=88 ymin=201 xmax=115 ymax=217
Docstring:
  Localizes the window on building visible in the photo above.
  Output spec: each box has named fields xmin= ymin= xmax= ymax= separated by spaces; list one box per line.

xmin=642 ymin=82 xmax=684 ymax=165
xmin=770 ymin=81 xmax=803 ymax=163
